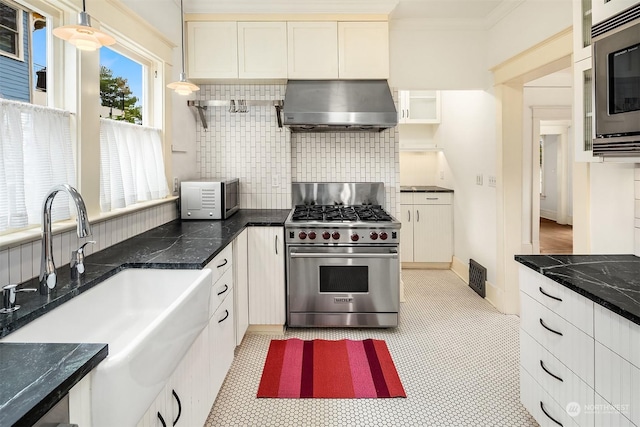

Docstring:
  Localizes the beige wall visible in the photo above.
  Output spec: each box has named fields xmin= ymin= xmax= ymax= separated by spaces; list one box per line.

xmin=399 ymin=152 xmax=438 ymax=185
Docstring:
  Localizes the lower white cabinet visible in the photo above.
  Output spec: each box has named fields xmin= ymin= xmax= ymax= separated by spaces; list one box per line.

xmin=400 ymin=192 xmax=453 ymax=263
xmin=233 ymin=229 xmax=249 ymax=346
xmin=209 ymin=290 xmax=236 ymax=402
xmin=248 ymin=227 xmax=286 ymax=325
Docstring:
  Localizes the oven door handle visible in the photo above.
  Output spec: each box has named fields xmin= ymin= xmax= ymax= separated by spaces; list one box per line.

xmin=289 ymin=251 xmax=398 ymax=259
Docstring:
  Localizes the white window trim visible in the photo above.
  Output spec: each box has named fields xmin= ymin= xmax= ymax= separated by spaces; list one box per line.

xmin=0 ymin=0 xmax=24 ymax=61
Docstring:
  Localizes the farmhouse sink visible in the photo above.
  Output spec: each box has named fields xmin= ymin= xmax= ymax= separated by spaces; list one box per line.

xmin=1 ymin=268 xmax=213 ymax=427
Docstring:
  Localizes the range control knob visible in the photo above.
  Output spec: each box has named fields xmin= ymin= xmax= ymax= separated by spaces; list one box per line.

xmin=332 ymin=231 xmax=341 ymax=240
xmin=308 ymin=231 xmax=317 ymax=240
xmin=299 ymin=231 xmax=307 ymax=240
xmin=370 ymin=232 xmax=379 ymax=240
xmin=379 ymin=232 xmax=388 ymax=240
xmin=351 ymin=234 xmax=359 ymax=242
xmin=322 ymin=231 xmax=331 ymax=240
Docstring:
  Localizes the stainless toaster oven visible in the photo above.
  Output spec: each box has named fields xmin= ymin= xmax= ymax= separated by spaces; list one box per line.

xmin=180 ymin=179 xmax=239 ymax=219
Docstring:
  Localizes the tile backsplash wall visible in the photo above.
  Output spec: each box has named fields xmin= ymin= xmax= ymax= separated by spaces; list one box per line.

xmin=195 ymin=84 xmax=400 ymax=216
xmin=195 ymin=85 xmax=292 ymax=209
xmin=0 ymin=201 xmax=177 ymax=286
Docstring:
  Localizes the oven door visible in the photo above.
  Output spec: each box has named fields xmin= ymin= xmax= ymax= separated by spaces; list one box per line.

xmin=287 ymin=245 xmax=399 ymax=315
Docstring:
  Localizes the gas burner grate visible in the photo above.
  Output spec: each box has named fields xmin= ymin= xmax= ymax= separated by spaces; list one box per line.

xmin=290 ymin=204 xmax=394 ymax=223
xmin=324 ymin=206 xmax=358 ymax=222
xmin=354 ymin=205 xmax=393 ymax=222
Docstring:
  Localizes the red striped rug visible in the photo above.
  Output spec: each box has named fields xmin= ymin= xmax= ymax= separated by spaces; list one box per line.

xmin=257 ymin=338 xmax=406 ymax=398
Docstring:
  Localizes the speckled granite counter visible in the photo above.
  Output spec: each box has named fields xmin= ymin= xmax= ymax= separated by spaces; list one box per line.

xmin=0 ymin=208 xmax=289 ymax=425
xmin=400 ymin=186 xmax=453 ymax=193
xmin=0 ymin=343 xmax=107 ymax=426
xmin=515 ymin=254 xmax=640 ymax=325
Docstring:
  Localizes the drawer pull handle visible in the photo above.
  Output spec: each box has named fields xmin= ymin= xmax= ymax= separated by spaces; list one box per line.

xmin=539 ymin=287 xmax=562 ymax=302
xmin=218 ymin=309 xmax=229 ymax=323
xmin=540 ymin=401 xmax=563 ymax=426
xmin=172 ymin=390 xmax=182 ymax=426
xmin=217 ymin=284 xmax=229 ymax=296
xmin=157 ymin=412 xmax=167 ymax=427
xmin=540 ymin=360 xmax=563 ymax=382
xmin=217 ymin=258 xmax=228 ymax=269
xmin=426 ymin=197 xmax=438 ymax=200
xmin=539 ymin=318 xmax=563 ymax=336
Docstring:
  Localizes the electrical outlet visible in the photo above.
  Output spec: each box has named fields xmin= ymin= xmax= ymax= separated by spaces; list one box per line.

xmin=476 ymin=174 xmax=483 ymax=186
xmin=439 ymin=171 xmax=444 ymax=180
xmin=272 ymin=175 xmax=280 ymax=188
xmin=173 ymin=177 xmax=179 ymax=193
xmin=488 ymin=175 xmax=496 ymax=187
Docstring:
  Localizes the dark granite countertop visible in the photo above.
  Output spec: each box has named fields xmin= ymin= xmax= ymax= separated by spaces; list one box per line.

xmin=0 ymin=343 xmax=107 ymax=426
xmin=400 ymin=186 xmax=454 ymax=193
xmin=0 ymin=208 xmax=288 ymax=425
xmin=515 ymin=254 xmax=640 ymax=325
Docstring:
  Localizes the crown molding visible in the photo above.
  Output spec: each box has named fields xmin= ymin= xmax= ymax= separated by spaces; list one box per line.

xmin=184 ymin=0 xmax=399 ymax=15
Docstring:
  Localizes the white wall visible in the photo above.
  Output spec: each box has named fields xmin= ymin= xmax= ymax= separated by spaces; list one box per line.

xmin=540 ymin=135 xmax=559 ymax=219
xmin=435 ymin=90 xmax=497 ymax=285
xmin=399 ymin=151 xmax=438 ymax=185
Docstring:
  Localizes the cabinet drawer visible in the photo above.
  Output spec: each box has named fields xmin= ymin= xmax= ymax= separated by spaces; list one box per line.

xmin=400 ymin=193 xmax=414 ymax=204
xmin=521 ymin=292 xmax=595 ymax=386
xmin=209 ymin=268 xmax=233 ymax=318
xmin=207 ymin=244 xmax=233 ymax=284
xmin=413 ymin=193 xmax=452 ymax=205
xmin=594 ymin=342 xmax=640 ymax=425
xmin=520 ymin=330 xmax=595 ymax=427
xmin=520 ymin=366 xmax=580 ymax=427
xmin=519 ymin=266 xmax=594 ymax=336
xmin=594 ymin=393 xmax=635 ymax=427
xmin=209 ymin=292 xmax=235 ymax=400
xmin=594 ymin=304 xmax=640 ymax=368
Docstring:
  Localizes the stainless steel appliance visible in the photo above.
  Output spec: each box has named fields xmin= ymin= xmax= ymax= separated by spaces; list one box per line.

xmin=592 ymin=5 xmax=640 ymax=156
xmin=180 ymin=178 xmax=239 ymax=219
xmin=282 ymin=80 xmax=398 ymax=132
xmin=285 ymin=182 xmax=400 ymax=328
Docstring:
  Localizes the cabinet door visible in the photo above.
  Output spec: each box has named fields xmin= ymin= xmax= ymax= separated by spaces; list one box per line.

xmin=248 ymin=227 xmax=286 ymax=325
xmin=406 ymin=91 xmax=441 ymax=124
xmin=233 ymin=229 xmax=249 ymax=346
xmin=413 ymin=204 xmax=453 ymax=263
xmin=209 ymin=292 xmax=235 ymax=401
xmin=400 ymin=205 xmax=414 ymax=262
xmin=136 ymin=387 xmax=168 ymax=427
xmin=238 ymin=22 xmax=288 ymax=79
xmin=574 ymin=57 xmax=601 ymax=163
xmin=187 ymin=22 xmax=238 ymax=79
xmin=338 ymin=22 xmax=389 ymax=79
xmin=573 ymin=0 xmax=592 ymax=62
xmin=287 ymin=22 xmax=338 ymax=79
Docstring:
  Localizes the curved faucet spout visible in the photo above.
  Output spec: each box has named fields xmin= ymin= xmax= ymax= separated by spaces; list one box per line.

xmin=40 ymin=184 xmax=92 ymax=295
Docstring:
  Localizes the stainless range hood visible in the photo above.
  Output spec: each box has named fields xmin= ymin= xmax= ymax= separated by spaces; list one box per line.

xmin=283 ymin=80 xmax=398 ymax=132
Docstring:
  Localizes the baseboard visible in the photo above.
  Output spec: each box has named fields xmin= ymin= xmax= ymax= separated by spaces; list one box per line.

xmin=485 ymin=280 xmax=504 ymax=312
xmin=247 ymin=325 xmax=285 ymax=335
xmin=540 ymin=209 xmax=557 ymax=221
xmin=402 ymin=262 xmax=451 ymax=269
xmin=451 ymin=256 xmax=468 ymax=283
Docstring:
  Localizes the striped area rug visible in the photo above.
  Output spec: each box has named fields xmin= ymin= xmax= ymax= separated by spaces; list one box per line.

xmin=257 ymin=338 xmax=406 ymax=398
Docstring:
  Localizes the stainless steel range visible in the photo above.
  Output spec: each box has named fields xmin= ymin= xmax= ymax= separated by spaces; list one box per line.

xmin=285 ymin=182 xmax=401 ymax=328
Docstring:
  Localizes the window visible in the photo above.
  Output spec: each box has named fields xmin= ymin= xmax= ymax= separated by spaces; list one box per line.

xmin=100 ymin=47 xmax=143 ymax=124
xmin=0 ymin=1 xmax=21 ymax=58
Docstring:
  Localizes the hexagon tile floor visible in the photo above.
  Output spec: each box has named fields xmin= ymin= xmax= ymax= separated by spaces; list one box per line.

xmin=205 ymin=269 xmax=538 ymax=427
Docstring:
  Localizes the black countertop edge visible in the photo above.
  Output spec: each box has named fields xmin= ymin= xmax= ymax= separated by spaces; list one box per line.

xmin=515 ymin=254 xmax=640 ymax=326
xmin=0 ymin=343 xmax=108 ymax=427
xmin=400 ymin=186 xmax=454 ymax=193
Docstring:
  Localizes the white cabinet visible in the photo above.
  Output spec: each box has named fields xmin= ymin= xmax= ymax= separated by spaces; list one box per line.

xmin=400 ymin=192 xmax=453 ymax=264
xmin=208 ymin=289 xmax=235 ymax=404
xmin=237 ymin=22 xmax=288 ymax=79
xmin=187 ymin=22 xmax=238 ymax=79
xmin=233 ymin=229 xmax=249 ymax=346
xmin=338 ymin=22 xmax=389 ymax=79
xmin=398 ymin=91 xmax=441 ymax=124
xmin=248 ymin=227 xmax=286 ymax=326
xmin=287 ymin=22 xmax=338 ymax=79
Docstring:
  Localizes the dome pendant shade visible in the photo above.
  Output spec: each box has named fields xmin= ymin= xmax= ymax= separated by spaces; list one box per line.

xmin=53 ymin=10 xmax=115 ymax=51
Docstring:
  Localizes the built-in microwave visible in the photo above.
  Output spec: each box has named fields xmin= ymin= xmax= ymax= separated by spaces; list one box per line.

xmin=592 ymin=5 xmax=640 ymax=156
xmin=180 ymin=178 xmax=239 ymax=219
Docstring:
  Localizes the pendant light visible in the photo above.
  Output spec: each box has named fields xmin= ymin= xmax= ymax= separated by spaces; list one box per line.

xmin=52 ymin=0 xmax=115 ymax=51
xmin=167 ymin=0 xmax=199 ymax=96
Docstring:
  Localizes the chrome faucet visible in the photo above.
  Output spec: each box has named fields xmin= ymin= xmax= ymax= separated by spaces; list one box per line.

xmin=40 ymin=184 xmax=92 ymax=295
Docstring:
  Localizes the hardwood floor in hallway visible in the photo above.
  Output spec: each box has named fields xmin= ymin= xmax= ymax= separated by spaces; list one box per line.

xmin=539 ymin=218 xmax=573 ymax=254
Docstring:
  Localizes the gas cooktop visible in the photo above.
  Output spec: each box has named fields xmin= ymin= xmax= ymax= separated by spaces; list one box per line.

xmin=290 ymin=205 xmax=394 ymax=223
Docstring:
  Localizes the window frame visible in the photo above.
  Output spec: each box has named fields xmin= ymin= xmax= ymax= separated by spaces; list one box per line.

xmin=0 ymin=0 xmax=24 ymax=61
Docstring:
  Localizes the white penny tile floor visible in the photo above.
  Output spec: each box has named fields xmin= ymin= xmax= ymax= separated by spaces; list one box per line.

xmin=205 ymin=269 xmax=538 ymax=427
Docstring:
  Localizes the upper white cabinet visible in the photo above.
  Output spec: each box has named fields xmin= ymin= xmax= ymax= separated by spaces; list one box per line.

xmin=187 ymin=22 xmax=238 ymax=79
xmin=592 ymin=0 xmax=637 ymax=24
xmin=287 ymin=22 xmax=339 ymax=79
xmin=399 ymin=90 xmax=441 ymax=124
xmin=572 ymin=0 xmax=592 ymax=62
xmin=338 ymin=22 xmax=389 ymax=79
xmin=237 ymin=22 xmax=288 ymax=79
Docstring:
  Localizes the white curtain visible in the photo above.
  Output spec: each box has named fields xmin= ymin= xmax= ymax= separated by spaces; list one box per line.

xmin=99 ymin=119 xmax=169 ymax=212
xmin=0 ymin=99 xmax=74 ymax=233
